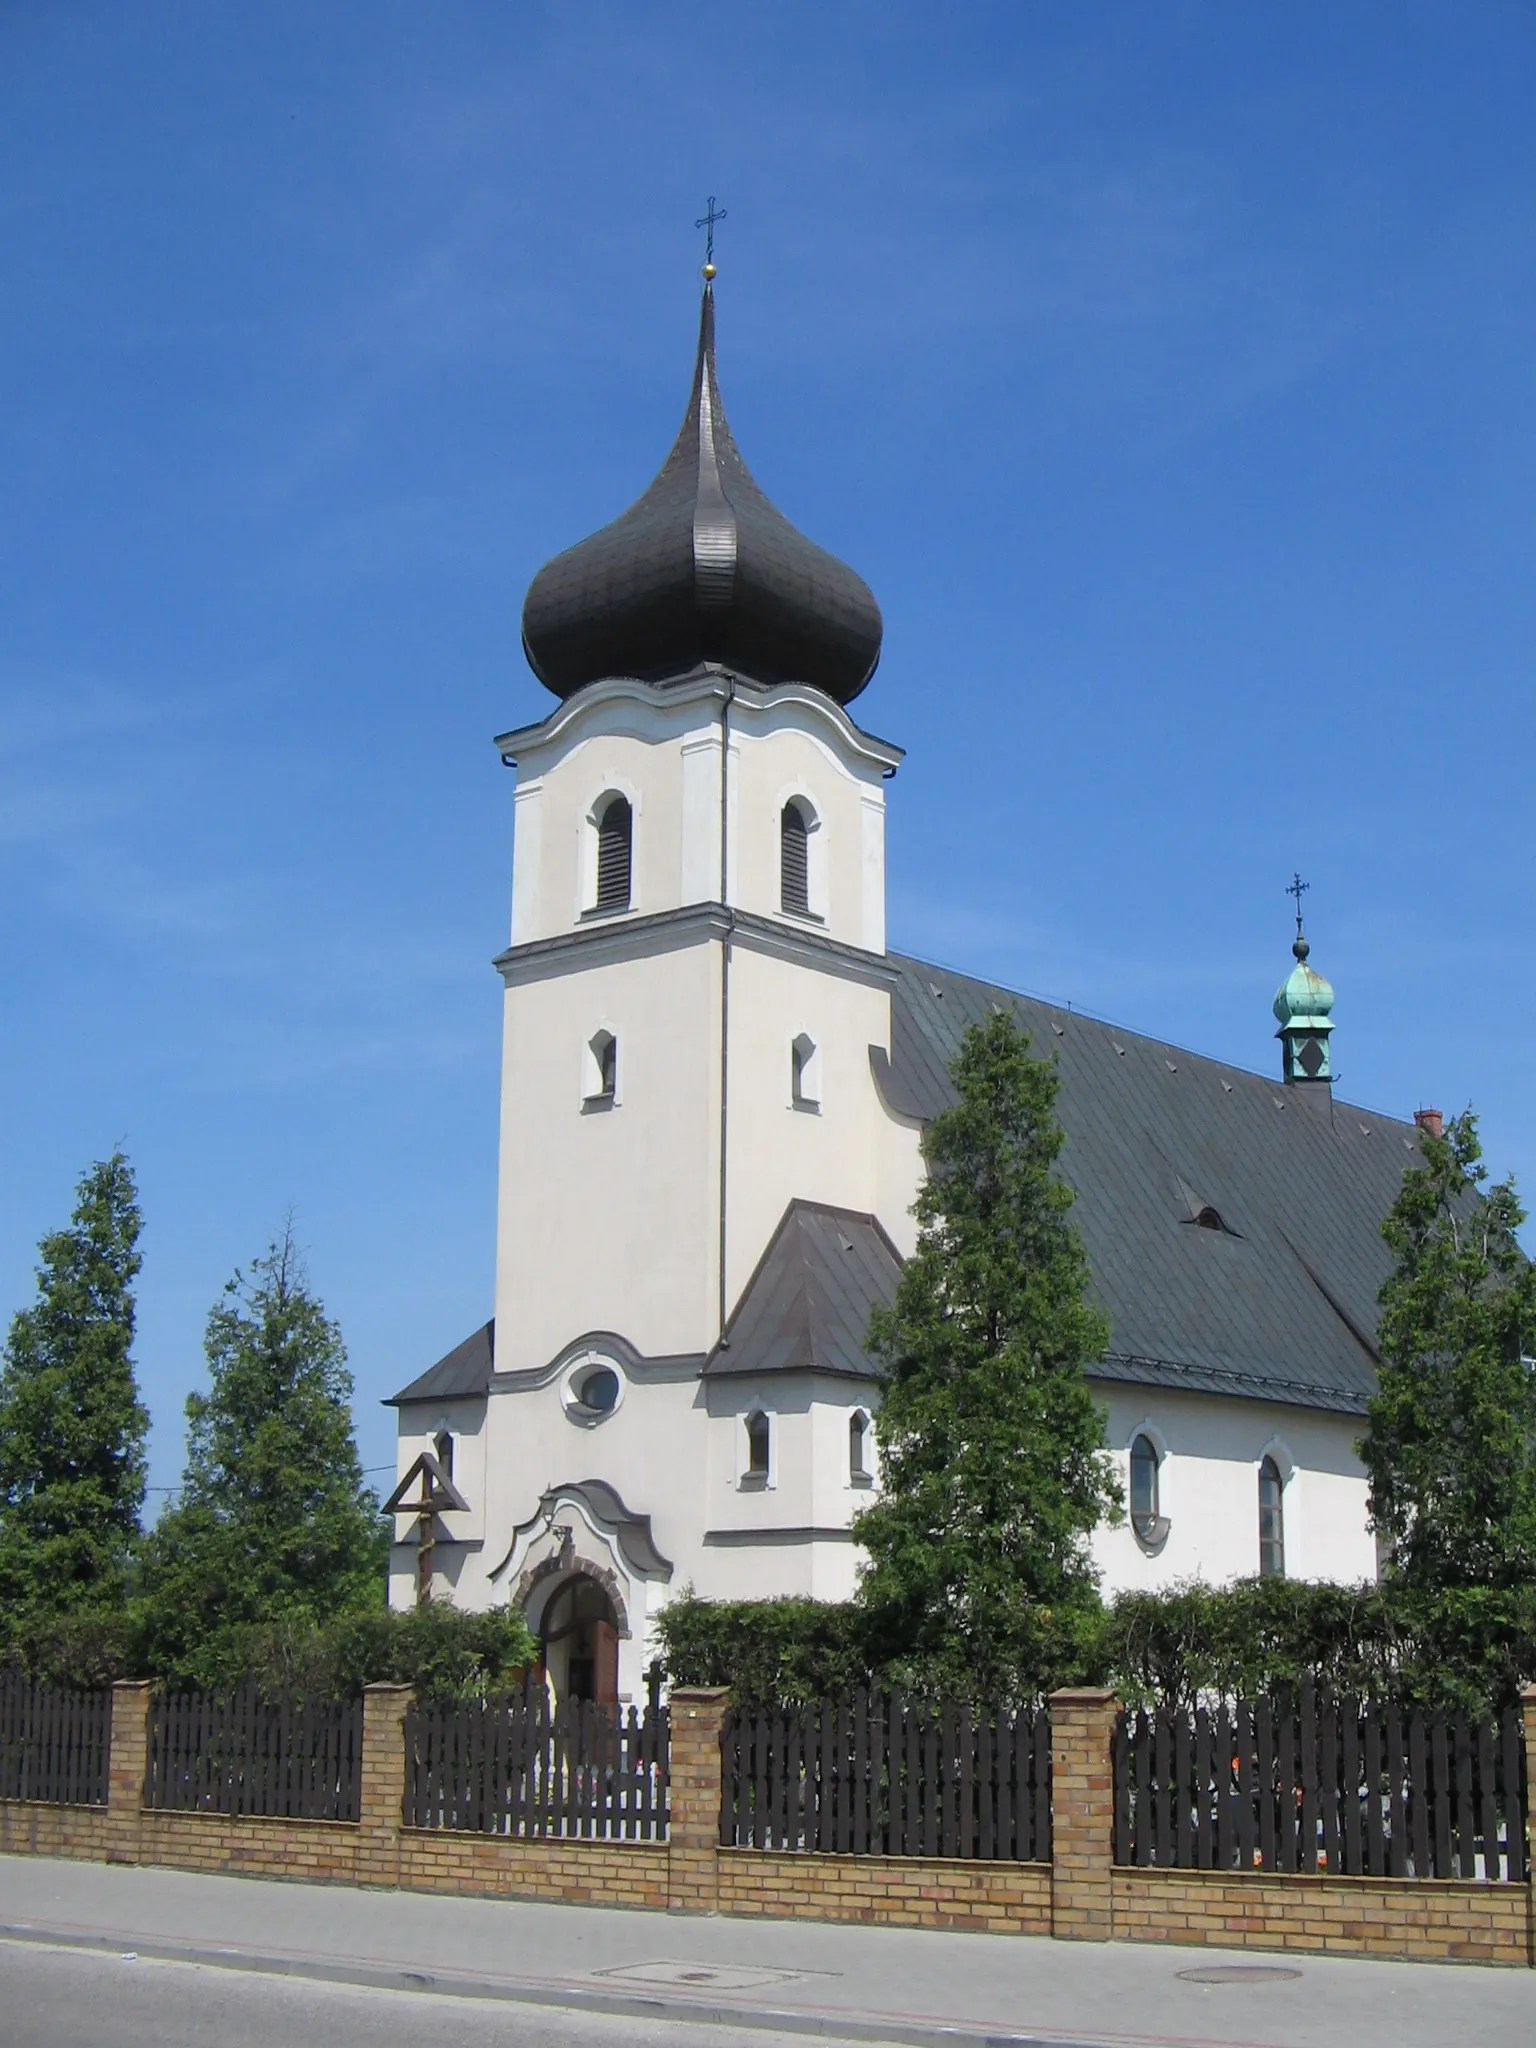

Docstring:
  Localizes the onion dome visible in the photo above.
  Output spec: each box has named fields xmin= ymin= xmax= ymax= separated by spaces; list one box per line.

xmin=521 ymin=283 xmax=882 ymax=704
xmin=1273 ymin=928 xmax=1335 ymax=1085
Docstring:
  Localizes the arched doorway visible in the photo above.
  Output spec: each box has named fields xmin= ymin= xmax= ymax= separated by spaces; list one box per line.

xmin=538 ymin=1575 xmax=620 ymax=1708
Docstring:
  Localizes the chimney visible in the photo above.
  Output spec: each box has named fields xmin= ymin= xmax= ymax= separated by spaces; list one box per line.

xmin=1414 ymin=1108 xmax=1444 ymax=1139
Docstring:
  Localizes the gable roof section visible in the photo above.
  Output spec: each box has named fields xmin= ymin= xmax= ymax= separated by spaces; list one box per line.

xmin=706 ymin=1200 xmax=901 ymax=1381
xmin=387 ymin=1319 xmax=495 ymax=1406
xmin=882 ymin=954 xmax=1422 ymax=1415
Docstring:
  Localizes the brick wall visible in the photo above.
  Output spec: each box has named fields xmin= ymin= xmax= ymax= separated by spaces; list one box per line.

xmin=0 ymin=1799 xmax=109 ymax=1863
xmin=398 ymin=1829 xmax=668 ymax=1909
xmin=718 ymin=1848 xmax=1052 ymax=1934
xmin=0 ymin=1679 xmax=1531 ymax=1968
xmin=1114 ymin=1866 xmax=1531 ymax=1966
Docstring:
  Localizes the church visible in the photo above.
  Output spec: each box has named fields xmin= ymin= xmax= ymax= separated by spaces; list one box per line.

xmin=386 ymin=268 xmax=1428 ymax=1711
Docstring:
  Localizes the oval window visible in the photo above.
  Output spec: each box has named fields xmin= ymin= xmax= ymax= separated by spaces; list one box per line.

xmin=576 ymin=1366 xmax=620 ymax=1414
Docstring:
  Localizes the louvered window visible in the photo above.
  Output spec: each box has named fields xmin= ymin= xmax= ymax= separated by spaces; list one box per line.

xmin=1258 ymin=1456 xmax=1285 ymax=1577
xmin=780 ymin=801 xmax=809 ymax=914
xmin=595 ymin=796 xmax=632 ymax=911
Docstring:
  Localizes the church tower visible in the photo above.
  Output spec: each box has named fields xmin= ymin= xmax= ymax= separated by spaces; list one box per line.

xmin=408 ymin=267 xmax=922 ymax=1691
xmin=491 ymin=275 xmax=906 ymax=1376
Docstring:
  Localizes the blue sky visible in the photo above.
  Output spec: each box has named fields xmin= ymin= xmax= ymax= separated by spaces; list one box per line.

xmin=2 ymin=4 xmax=1532 ymax=1505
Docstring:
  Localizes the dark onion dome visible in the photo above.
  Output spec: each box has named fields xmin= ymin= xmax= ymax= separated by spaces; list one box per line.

xmin=521 ymin=283 xmax=883 ymax=704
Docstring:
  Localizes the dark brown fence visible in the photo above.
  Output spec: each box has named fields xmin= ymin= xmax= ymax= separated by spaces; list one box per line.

xmin=1113 ymin=1688 xmax=1529 ymax=1881
xmin=721 ymin=1692 xmax=1051 ymax=1861
xmin=0 ymin=1675 xmax=112 ymax=1807
xmin=144 ymin=1685 xmax=362 ymax=1822
xmin=402 ymin=1685 xmax=670 ymax=1841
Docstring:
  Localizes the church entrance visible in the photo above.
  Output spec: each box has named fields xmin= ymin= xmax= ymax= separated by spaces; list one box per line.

xmin=537 ymin=1575 xmax=619 ymax=1708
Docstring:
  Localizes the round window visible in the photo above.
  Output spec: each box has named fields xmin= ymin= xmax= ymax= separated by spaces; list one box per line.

xmin=575 ymin=1365 xmax=620 ymax=1414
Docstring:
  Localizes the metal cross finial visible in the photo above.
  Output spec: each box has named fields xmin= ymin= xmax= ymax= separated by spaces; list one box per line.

xmin=1286 ymin=871 xmax=1309 ymax=938
xmin=695 ymin=195 xmax=726 ymax=277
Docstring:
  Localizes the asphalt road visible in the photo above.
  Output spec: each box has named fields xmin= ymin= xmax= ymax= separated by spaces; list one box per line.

xmin=0 ymin=1939 xmax=885 ymax=2048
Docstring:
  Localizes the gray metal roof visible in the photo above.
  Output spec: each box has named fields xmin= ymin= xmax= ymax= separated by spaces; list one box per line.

xmin=392 ymin=963 xmax=1421 ymax=1421
xmin=705 ymin=1200 xmax=903 ymax=1382
xmin=386 ymin=1319 xmax=494 ymax=1407
xmin=519 ymin=284 xmax=882 ymax=705
xmin=881 ymin=955 xmax=1423 ymax=1416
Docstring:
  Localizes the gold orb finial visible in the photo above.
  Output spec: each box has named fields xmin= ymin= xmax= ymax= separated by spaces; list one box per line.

xmin=702 ymin=259 xmax=717 ymax=280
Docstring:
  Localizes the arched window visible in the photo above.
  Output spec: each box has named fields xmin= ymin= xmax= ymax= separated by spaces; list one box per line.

xmin=745 ymin=1409 xmax=770 ymax=1478
xmin=584 ymin=1030 xmax=617 ymax=1106
xmin=1129 ymin=1435 xmax=1158 ymax=1536
xmin=432 ymin=1430 xmax=454 ymax=1482
xmin=849 ymin=1409 xmax=871 ymax=1483
xmin=1258 ymin=1456 xmax=1285 ymax=1577
xmin=791 ymin=1032 xmax=820 ymax=1110
xmin=780 ymin=800 xmax=810 ymax=915
xmin=595 ymin=795 xmax=632 ymax=911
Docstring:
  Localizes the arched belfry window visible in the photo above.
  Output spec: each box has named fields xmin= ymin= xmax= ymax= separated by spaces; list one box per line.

xmin=1258 ymin=1456 xmax=1285 ymax=1577
xmin=433 ymin=1430 xmax=454 ymax=1482
xmin=780 ymin=800 xmax=810 ymax=915
xmin=595 ymin=795 xmax=632 ymax=911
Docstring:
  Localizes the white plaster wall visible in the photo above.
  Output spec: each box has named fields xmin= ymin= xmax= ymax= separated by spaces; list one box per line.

xmin=722 ymin=941 xmax=898 ymax=1309
xmin=1092 ymin=1386 xmax=1375 ymax=1593
xmin=494 ymin=934 xmax=721 ymax=1371
xmin=501 ymin=678 xmax=898 ymax=950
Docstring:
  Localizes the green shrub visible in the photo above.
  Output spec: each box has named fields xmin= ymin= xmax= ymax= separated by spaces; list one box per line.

xmin=656 ymin=1580 xmax=1536 ymax=1715
xmin=1 ymin=1600 xmax=537 ymax=1702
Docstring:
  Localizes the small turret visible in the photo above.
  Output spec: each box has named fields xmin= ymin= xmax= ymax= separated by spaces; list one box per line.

xmin=1273 ymin=874 xmax=1334 ymax=1086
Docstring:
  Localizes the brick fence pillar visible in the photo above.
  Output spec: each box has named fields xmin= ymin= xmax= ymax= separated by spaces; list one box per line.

xmin=1049 ymin=1686 xmax=1118 ymax=1942
xmin=105 ymin=1680 xmax=151 ymax=1865
xmin=667 ymin=1686 xmax=730 ymax=1914
xmin=357 ymin=1683 xmax=412 ymax=1889
xmin=1522 ymin=1684 xmax=1536 ymax=1968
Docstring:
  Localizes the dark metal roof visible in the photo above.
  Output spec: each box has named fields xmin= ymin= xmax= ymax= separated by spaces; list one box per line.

xmin=880 ymin=955 xmax=1424 ymax=1416
xmin=386 ymin=1319 xmax=494 ymax=1406
xmin=520 ymin=284 xmax=883 ymax=705
xmin=705 ymin=1200 xmax=903 ymax=1382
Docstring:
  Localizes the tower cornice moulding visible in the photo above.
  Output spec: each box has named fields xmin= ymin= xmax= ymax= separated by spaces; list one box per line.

xmin=494 ymin=672 xmax=904 ymax=779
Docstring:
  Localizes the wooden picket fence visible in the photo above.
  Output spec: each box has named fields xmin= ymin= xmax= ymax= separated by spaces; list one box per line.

xmin=0 ymin=1674 xmax=112 ymax=1807
xmin=721 ymin=1692 xmax=1052 ymax=1861
xmin=144 ymin=1684 xmax=362 ymax=1822
xmin=402 ymin=1684 xmax=670 ymax=1840
xmin=1113 ymin=1688 xmax=1529 ymax=1881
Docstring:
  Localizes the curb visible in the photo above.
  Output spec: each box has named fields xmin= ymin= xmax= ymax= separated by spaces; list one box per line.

xmin=0 ymin=1921 xmax=1101 ymax=2048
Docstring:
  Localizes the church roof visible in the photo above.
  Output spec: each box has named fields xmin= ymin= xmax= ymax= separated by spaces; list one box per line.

xmin=385 ymin=1318 xmax=494 ymax=1406
xmin=390 ymin=967 xmax=1420 ymax=1421
xmin=880 ymin=955 xmax=1420 ymax=1416
xmin=704 ymin=1200 xmax=903 ymax=1383
xmin=519 ymin=284 xmax=883 ymax=705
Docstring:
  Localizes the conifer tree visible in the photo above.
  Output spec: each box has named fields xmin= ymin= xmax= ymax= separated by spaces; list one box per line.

xmin=140 ymin=1223 xmax=387 ymax=1676
xmin=856 ymin=1009 xmax=1121 ymax=1699
xmin=0 ymin=1152 xmax=148 ymax=1628
xmin=1360 ymin=1110 xmax=1536 ymax=1592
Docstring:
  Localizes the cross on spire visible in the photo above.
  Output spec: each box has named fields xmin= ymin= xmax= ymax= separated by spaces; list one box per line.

xmin=1286 ymin=871 xmax=1310 ymax=947
xmin=695 ymin=195 xmax=726 ymax=278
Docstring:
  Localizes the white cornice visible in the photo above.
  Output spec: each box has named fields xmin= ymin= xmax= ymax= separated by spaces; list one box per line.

xmin=494 ymin=673 xmax=904 ymax=778
xmin=494 ymin=901 xmax=898 ymax=991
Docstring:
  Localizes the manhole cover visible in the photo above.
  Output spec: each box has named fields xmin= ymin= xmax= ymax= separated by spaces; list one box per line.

xmin=1177 ymin=1964 xmax=1302 ymax=1984
xmin=596 ymin=1960 xmax=820 ymax=1992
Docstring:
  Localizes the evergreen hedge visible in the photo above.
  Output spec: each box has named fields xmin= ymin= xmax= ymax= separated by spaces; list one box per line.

xmin=656 ymin=1579 xmax=1536 ymax=1715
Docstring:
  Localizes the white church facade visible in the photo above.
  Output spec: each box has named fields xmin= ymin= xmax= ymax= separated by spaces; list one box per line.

xmin=387 ymin=277 xmax=1422 ymax=1709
